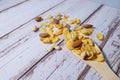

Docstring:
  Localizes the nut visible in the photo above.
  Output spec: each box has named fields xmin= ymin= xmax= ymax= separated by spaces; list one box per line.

xmin=54 ymin=45 xmax=61 ymax=50
xmin=81 ymin=52 xmax=87 ymax=59
xmin=83 ymin=24 xmax=92 ymax=28
xmin=48 ymin=46 xmax=54 ymax=52
xmin=32 ymin=26 xmax=39 ymax=32
xmin=72 ymin=40 xmax=82 ymax=48
xmin=53 ymin=19 xmax=59 ymax=24
xmin=81 ymin=51 xmax=89 ymax=59
xmin=35 ymin=16 xmax=42 ymax=22
xmin=39 ymin=33 xmax=49 ymax=38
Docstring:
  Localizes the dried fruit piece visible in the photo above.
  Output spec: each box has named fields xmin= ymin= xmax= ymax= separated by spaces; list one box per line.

xmin=39 ymin=33 xmax=49 ymax=38
xmin=96 ymin=33 xmax=104 ymax=40
xmin=35 ymin=16 xmax=42 ymax=22
xmin=32 ymin=26 xmax=39 ymax=32
xmin=72 ymin=40 xmax=82 ymax=48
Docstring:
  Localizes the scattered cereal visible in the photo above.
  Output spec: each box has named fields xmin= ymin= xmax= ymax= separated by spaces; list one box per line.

xmin=33 ymin=13 xmax=104 ymax=62
xmin=96 ymin=33 xmax=104 ymax=40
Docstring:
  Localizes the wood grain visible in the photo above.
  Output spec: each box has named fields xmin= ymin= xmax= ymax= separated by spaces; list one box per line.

xmin=0 ymin=0 xmax=28 ymax=13
xmin=0 ymin=0 xmax=102 ymax=80
xmin=19 ymin=4 xmax=120 ymax=80
xmin=103 ymin=21 xmax=120 ymax=77
xmin=0 ymin=0 xmax=65 ymax=38
xmin=0 ymin=0 xmax=120 ymax=80
xmin=19 ymin=42 xmax=89 ymax=80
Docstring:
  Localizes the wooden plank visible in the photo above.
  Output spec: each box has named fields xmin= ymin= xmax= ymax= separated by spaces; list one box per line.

xmin=84 ymin=68 xmax=104 ymax=80
xmin=0 ymin=0 xmax=65 ymax=38
xmin=102 ymin=23 xmax=120 ymax=77
xmin=0 ymin=0 xmax=102 ymax=80
xmin=0 ymin=0 xmax=28 ymax=13
xmin=19 ymin=42 xmax=88 ymax=80
xmin=19 ymin=5 xmax=120 ymax=80
xmin=19 ymin=44 xmax=102 ymax=80
xmin=0 ymin=0 xmax=65 ymax=68
xmin=82 ymin=5 xmax=120 ymax=78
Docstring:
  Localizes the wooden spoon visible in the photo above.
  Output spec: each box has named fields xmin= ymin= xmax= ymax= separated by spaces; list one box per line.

xmin=72 ymin=44 xmax=120 ymax=80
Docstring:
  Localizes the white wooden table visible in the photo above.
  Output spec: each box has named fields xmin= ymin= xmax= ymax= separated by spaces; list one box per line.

xmin=0 ymin=0 xmax=120 ymax=80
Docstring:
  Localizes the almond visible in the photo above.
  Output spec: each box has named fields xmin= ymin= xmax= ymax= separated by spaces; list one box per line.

xmin=39 ymin=33 xmax=49 ymax=38
xmin=83 ymin=24 xmax=92 ymax=28
xmin=72 ymin=40 xmax=82 ymax=48
xmin=35 ymin=16 xmax=42 ymax=22
xmin=54 ymin=19 xmax=59 ymax=24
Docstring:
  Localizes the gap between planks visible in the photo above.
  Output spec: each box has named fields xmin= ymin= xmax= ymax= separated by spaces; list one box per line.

xmin=0 ymin=0 xmax=29 ymax=13
xmin=100 ymin=17 xmax=120 ymax=66
xmin=0 ymin=0 xmax=66 ymax=60
xmin=17 ymin=4 xmax=104 ymax=80
xmin=18 ymin=4 xmax=118 ymax=80
xmin=0 ymin=0 xmax=66 ymax=39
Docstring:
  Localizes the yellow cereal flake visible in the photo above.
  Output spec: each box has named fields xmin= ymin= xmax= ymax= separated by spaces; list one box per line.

xmin=40 ymin=22 xmax=47 ymax=27
xmin=54 ymin=29 xmax=63 ymax=36
xmin=73 ymin=50 xmax=82 ymax=55
xmin=37 ymin=13 xmax=104 ymax=62
xmin=74 ymin=18 xmax=80 ymax=24
xmin=69 ymin=19 xmax=75 ymax=24
xmin=65 ymin=39 xmax=74 ymax=50
xmin=73 ymin=25 xmax=82 ymax=31
xmin=47 ymin=15 xmax=53 ymax=19
xmin=87 ymin=39 xmax=94 ymax=46
xmin=51 ymin=36 xmax=59 ymax=43
xmin=86 ymin=52 xmax=94 ymax=60
xmin=81 ymin=28 xmax=93 ymax=35
xmin=40 ymin=38 xmax=50 ymax=43
xmin=96 ymin=33 xmax=104 ymax=40
xmin=47 ymin=23 xmax=53 ymax=29
xmin=40 ymin=27 xmax=46 ymax=32
xmin=55 ymin=24 xmax=63 ymax=29
xmin=47 ymin=28 xmax=53 ymax=35
xmin=63 ymin=27 xmax=70 ymax=39
xmin=61 ymin=15 xmax=69 ymax=21
xmin=95 ymin=55 xmax=104 ymax=62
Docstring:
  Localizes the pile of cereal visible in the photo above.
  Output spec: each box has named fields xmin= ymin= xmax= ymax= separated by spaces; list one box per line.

xmin=33 ymin=13 xmax=104 ymax=62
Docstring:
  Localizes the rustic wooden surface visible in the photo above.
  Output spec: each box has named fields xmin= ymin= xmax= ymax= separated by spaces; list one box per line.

xmin=0 ymin=0 xmax=120 ymax=80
